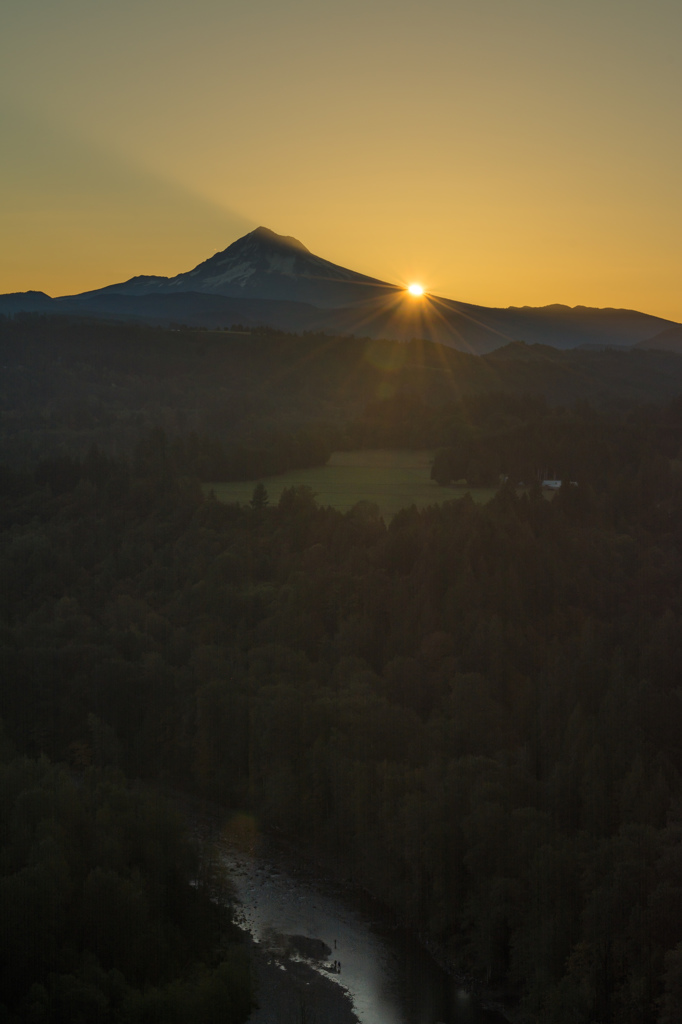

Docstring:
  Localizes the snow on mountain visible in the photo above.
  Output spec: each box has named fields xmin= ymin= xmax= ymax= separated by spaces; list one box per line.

xmin=79 ymin=226 xmax=398 ymax=309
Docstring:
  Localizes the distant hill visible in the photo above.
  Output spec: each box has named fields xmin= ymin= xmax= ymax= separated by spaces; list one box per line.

xmin=306 ymin=296 xmax=675 ymax=353
xmin=1 ymin=227 xmax=679 ymax=353
xmin=0 ymin=291 xmax=57 ymax=314
xmin=636 ymin=324 xmax=682 ymax=354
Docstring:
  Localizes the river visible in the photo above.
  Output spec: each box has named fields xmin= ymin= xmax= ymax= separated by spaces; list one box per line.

xmin=193 ymin=805 xmax=509 ymax=1024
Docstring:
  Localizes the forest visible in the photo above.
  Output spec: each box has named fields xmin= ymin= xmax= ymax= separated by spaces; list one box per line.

xmin=3 ymin=316 xmax=682 ymax=1021
xmin=5 ymin=314 xmax=682 ymax=471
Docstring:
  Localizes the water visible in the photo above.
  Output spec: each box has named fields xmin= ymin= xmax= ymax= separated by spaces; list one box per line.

xmin=215 ymin=836 xmax=506 ymax=1024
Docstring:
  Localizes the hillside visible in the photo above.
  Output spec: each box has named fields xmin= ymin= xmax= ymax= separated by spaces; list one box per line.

xmin=637 ymin=324 xmax=682 ymax=354
xmin=3 ymin=317 xmax=682 ymax=470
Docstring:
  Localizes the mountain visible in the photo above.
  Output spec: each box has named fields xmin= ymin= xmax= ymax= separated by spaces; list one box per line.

xmin=73 ymin=226 xmax=400 ymax=309
xmin=1 ymin=227 xmax=679 ymax=353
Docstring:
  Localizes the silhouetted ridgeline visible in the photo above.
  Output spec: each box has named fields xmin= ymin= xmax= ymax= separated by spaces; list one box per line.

xmin=2 ymin=227 xmax=678 ymax=351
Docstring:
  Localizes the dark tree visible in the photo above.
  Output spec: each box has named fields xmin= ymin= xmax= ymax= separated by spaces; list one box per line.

xmin=250 ymin=481 xmax=269 ymax=510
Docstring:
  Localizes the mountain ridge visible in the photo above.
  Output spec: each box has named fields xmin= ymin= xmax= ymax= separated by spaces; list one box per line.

xmin=1 ymin=227 xmax=679 ymax=353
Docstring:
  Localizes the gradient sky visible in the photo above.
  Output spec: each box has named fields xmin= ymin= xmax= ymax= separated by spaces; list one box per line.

xmin=2 ymin=0 xmax=681 ymax=320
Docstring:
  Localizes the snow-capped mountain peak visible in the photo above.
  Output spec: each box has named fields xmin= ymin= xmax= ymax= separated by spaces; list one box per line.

xmin=83 ymin=227 xmax=397 ymax=309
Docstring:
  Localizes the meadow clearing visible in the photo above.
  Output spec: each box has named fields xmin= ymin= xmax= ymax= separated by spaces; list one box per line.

xmin=206 ymin=449 xmax=499 ymax=520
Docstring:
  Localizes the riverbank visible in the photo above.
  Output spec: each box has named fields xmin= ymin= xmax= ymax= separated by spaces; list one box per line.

xmin=246 ymin=935 xmax=359 ymax=1024
xmin=177 ymin=792 xmax=512 ymax=1023
xmin=250 ymin=828 xmax=516 ymax=1024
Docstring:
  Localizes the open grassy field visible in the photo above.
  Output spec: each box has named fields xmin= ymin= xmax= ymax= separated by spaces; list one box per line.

xmin=206 ymin=450 xmax=499 ymax=520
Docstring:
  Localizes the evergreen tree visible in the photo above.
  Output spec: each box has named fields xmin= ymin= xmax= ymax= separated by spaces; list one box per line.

xmin=250 ymin=481 xmax=269 ymax=510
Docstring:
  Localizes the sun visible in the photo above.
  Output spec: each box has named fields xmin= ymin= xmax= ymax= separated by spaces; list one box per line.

xmin=407 ymin=283 xmax=424 ymax=296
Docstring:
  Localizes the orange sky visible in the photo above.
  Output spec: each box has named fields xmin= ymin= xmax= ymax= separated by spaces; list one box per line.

xmin=1 ymin=0 xmax=681 ymax=321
